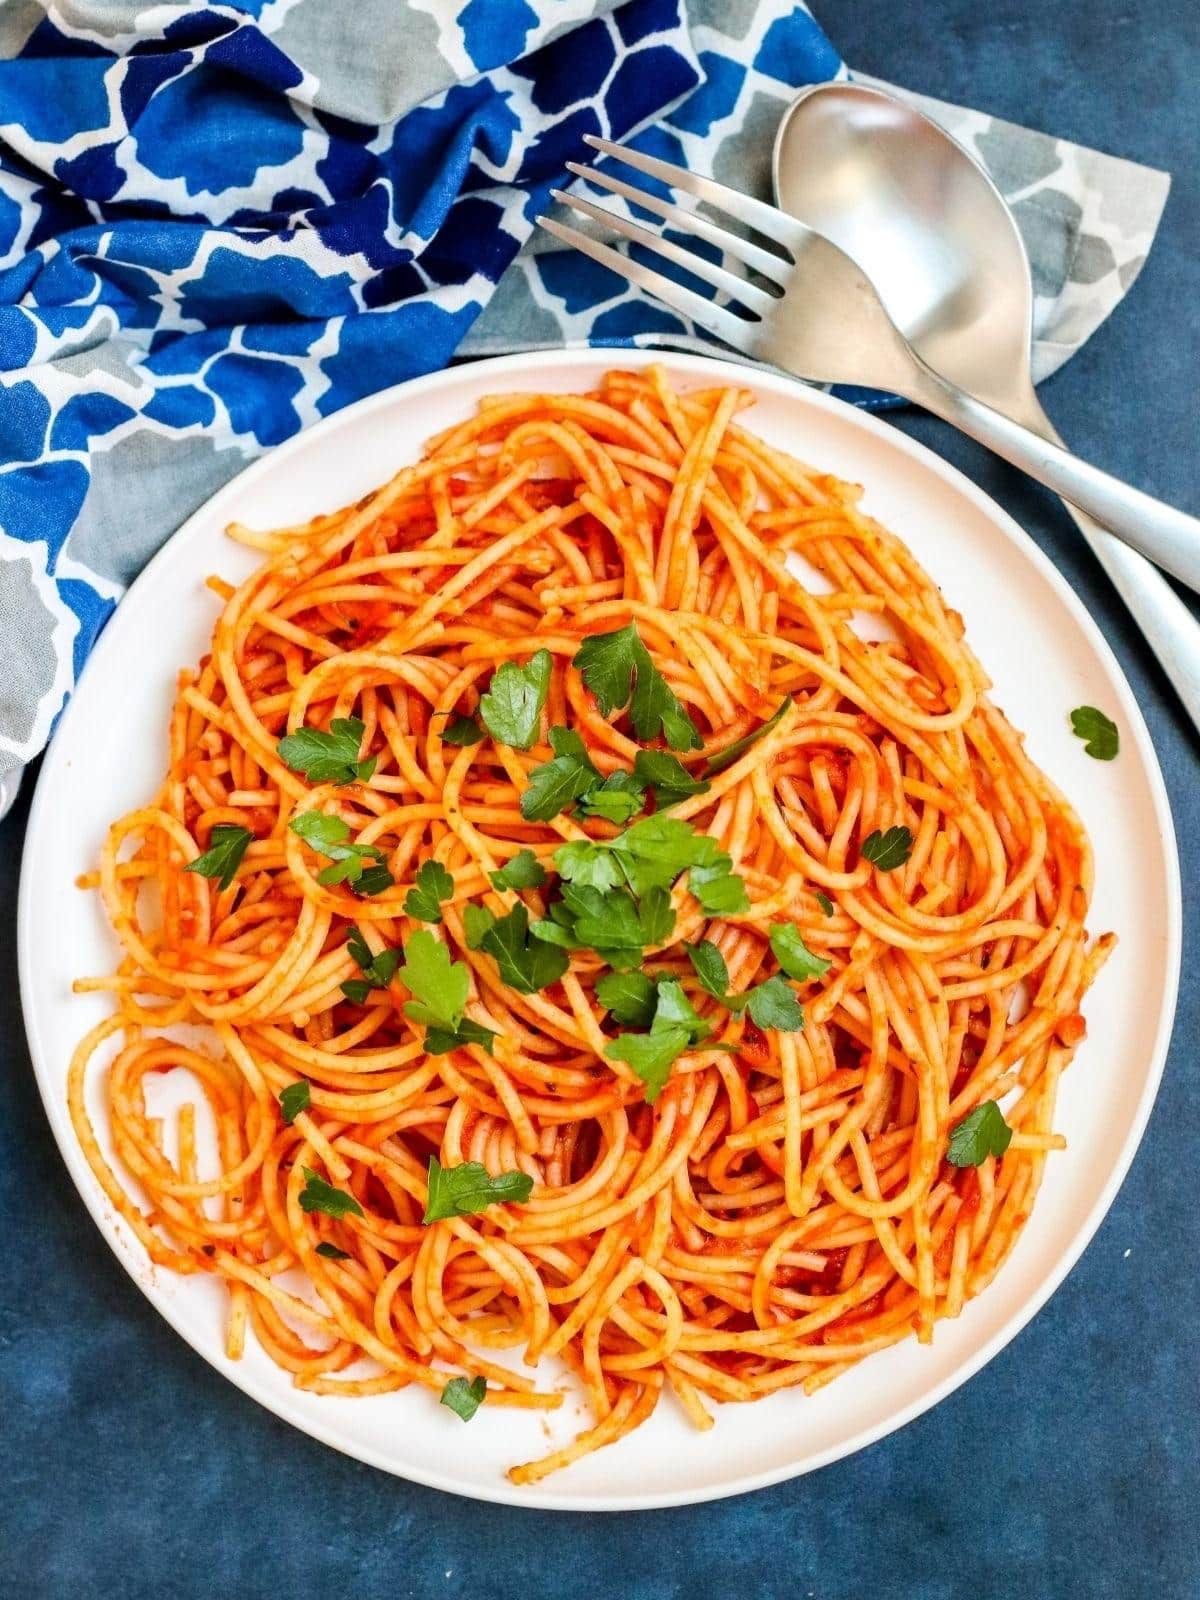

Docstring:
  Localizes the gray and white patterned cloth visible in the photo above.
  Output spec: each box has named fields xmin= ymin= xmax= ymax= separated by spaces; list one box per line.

xmin=0 ymin=1 xmax=1172 ymax=821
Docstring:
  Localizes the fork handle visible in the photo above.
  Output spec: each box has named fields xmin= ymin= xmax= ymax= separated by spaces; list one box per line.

xmin=907 ymin=367 xmax=1200 ymax=595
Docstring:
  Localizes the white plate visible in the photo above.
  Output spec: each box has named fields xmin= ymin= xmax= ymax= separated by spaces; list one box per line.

xmin=19 ymin=349 xmax=1180 ymax=1511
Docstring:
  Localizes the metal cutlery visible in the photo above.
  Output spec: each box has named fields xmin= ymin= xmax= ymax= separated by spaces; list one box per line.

xmin=540 ymin=134 xmax=1200 ymax=597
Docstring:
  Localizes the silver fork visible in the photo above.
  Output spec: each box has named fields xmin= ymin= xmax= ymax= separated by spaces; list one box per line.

xmin=540 ymin=134 xmax=1200 ymax=596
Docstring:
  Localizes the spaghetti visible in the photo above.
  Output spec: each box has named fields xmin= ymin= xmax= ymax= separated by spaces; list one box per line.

xmin=70 ymin=367 xmax=1110 ymax=1484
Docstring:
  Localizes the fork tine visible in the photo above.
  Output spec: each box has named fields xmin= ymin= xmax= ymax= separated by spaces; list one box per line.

xmin=583 ymin=134 xmax=799 ymax=252
xmin=563 ymin=161 xmax=788 ymax=286
xmin=536 ymin=215 xmax=757 ymax=355
xmin=549 ymin=188 xmax=777 ymax=316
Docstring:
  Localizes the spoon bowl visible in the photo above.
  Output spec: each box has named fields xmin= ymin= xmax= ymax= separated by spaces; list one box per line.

xmin=773 ymin=81 xmax=1037 ymax=415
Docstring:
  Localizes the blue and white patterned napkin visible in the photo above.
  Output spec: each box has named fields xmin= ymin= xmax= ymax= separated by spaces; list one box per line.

xmin=0 ymin=1 xmax=1170 ymax=817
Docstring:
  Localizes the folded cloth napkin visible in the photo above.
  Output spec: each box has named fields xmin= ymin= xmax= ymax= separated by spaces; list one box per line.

xmin=0 ymin=0 xmax=1170 ymax=818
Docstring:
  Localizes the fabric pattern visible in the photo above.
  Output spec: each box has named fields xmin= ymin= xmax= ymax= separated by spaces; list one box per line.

xmin=0 ymin=0 xmax=1170 ymax=798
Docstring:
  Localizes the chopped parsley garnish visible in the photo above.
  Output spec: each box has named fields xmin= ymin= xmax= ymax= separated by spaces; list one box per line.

xmin=704 ymin=697 xmax=793 ymax=775
xmin=947 ymin=1101 xmax=1013 ymax=1166
xmin=815 ymin=890 xmax=835 ymax=917
xmin=520 ymin=726 xmax=601 ymax=822
xmin=489 ymin=849 xmax=547 ymax=891
xmin=440 ymin=1375 xmax=487 ymax=1421
xmin=404 ymin=858 xmax=455 ymax=923
xmin=689 ymin=855 xmax=750 ymax=915
xmin=314 ymin=1241 xmax=352 ymax=1260
xmin=602 ymin=975 xmax=724 ymax=1104
xmin=398 ymin=929 xmax=497 ymax=1054
xmin=1069 ymin=705 xmax=1119 ymax=760
xmin=604 ymin=1027 xmax=691 ymax=1105
xmin=299 ymin=1167 xmax=364 ymax=1219
xmin=277 ymin=716 xmax=376 ymax=785
xmin=532 ymin=883 xmax=674 ymax=969
xmin=440 ymin=714 xmax=485 ymax=747
xmin=477 ymin=902 xmax=569 ymax=994
xmin=553 ymin=815 xmax=740 ymax=901
xmin=423 ymin=1155 xmax=534 ymax=1223
xmin=278 ymin=1080 xmax=310 ymax=1124
xmin=463 ymin=903 xmax=496 ymax=950
xmin=186 ymin=824 xmax=253 ymax=891
xmin=684 ymin=939 xmax=731 ymax=1000
xmin=860 ymin=825 xmax=913 ymax=872
xmin=573 ymin=624 xmax=702 ymax=751
xmin=683 ymin=938 xmax=804 ymax=1032
xmin=631 ymin=749 xmax=710 ymax=807
xmin=340 ymin=923 xmax=401 ymax=1003
xmin=575 ymin=770 xmax=646 ymax=825
xmin=479 ymin=649 xmax=553 ymax=749
xmin=289 ymin=811 xmax=394 ymax=894
xmin=768 ymin=923 xmax=831 ymax=982
xmin=744 ymin=976 xmax=805 ymax=1032
xmin=595 ymin=970 xmax=658 ymax=1027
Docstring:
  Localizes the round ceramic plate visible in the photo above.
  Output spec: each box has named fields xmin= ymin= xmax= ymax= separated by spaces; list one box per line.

xmin=19 ymin=349 xmax=1180 ymax=1511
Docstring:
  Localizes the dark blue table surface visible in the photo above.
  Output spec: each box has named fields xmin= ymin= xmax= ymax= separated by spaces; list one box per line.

xmin=3 ymin=4 xmax=1198 ymax=1596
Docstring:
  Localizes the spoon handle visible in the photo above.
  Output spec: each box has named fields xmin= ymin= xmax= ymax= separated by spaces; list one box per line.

xmin=1025 ymin=402 xmax=1200 ymax=739
xmin=907 ymin=367 xmax=1200 ymax=595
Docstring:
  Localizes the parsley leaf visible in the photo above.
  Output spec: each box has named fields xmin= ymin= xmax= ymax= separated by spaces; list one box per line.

xmin=299 ymin=1167 xmax=364 ymax=1219
xmin=576 ymin=770 xmax=646 ymax=825
xmin=441 ymin=714 xmax=485 ymax=747
xmin=186 ymin=824 xmax=253 ymax=892
xmin=1069 ymin=705 xmax=1119 ymax=760
xmin=651 ymin=979 xmax=710 ymax=1043
xmin=489 ymin=849 xmax=547 ymax=891
xmin=685 ymin=938 xmax=803 ymax=1033
xmin=424 ymin=1016 xmax=498 ymax=1056
xmin=595 ymin=971 xmax=658 ymax=1027
xmin=480 ymin=650 xmax=553 ymax=750
xmin=636 ymin=885 xmax=676 ymax=946
xmin=463 ymin=904 xmax=496 ymax=950
xmin=861 ymin=825 xmax=913 ymax=872
xmin=553 ymin=840 xmax=625 ymax=892
xmin=423 ymin=1156 xmax=534 ymax=1223
xmin=604 ymin=1026 xmax=691 ymax=1105
xmin=340 ymin=924 xmax=402 ymax=1003
xmin=705 ymin=697 xmax=793 ymax=775
xmin=816 ymin=890 xmax=835 ymax=917
xmin=479 ymin=903 xmax=570 ymax=994
xmin=520 ymin=726 xmax=601 ymax=822
xmin=574 ymin=625 xmax=702 ymax=751
xmin=632 ymin=749 xmax=710 ymax=808
xmin=404 ymin=859 xmax=454 ymax=923
xmin=278 ymin=1080 xmax=310 ymax=1124
xmin=601 ymin=973 xmax=724 ymax=1105
xmin=398 ymin=929 xmax=467 ymax=1029
xmin=769 ymin=923 xmax=831 ymax=982
xmin=539 ymin=883 xmax=674 ymax=968
xmin=689 ymin=854 xmax=750 ymax=915
xmin=947 ymin=1101 xmax=1013 ymax=1166
xmin=685 ymin=939 xmax=730 ymax=1000
xmin=277 ymin=717 xmax=376 ymax=785
xmin=314 ymin=1241 xmax=351 ymax=1260
xmin=440 ymin=1375 xmax=487 ymax=1421
xmin=397 ymin=931 xmax=498 ymax=1054
xmin=289 ymin=812 xmax=393 ymax=894
xmin=745 ymin=976 xmax=804 ymax=1032
xmin=609 ymin=815 xmax=721 ymax=894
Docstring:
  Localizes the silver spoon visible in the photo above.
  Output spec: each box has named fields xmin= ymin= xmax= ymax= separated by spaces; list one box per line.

xmin=773 ymin=79 xmax=1200 ymax=733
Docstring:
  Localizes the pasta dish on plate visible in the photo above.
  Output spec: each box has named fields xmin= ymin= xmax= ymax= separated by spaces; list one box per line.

xmin=70 ymin=366 xmax=1110 ymax=1484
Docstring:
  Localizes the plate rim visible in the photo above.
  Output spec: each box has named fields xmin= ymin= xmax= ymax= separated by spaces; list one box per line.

xmin=18 ymin=346 xmax=1182 ymax=1511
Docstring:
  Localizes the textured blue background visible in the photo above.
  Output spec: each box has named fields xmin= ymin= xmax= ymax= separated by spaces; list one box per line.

xmin=2 ymin=1 xmax=1197 ymax=1594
